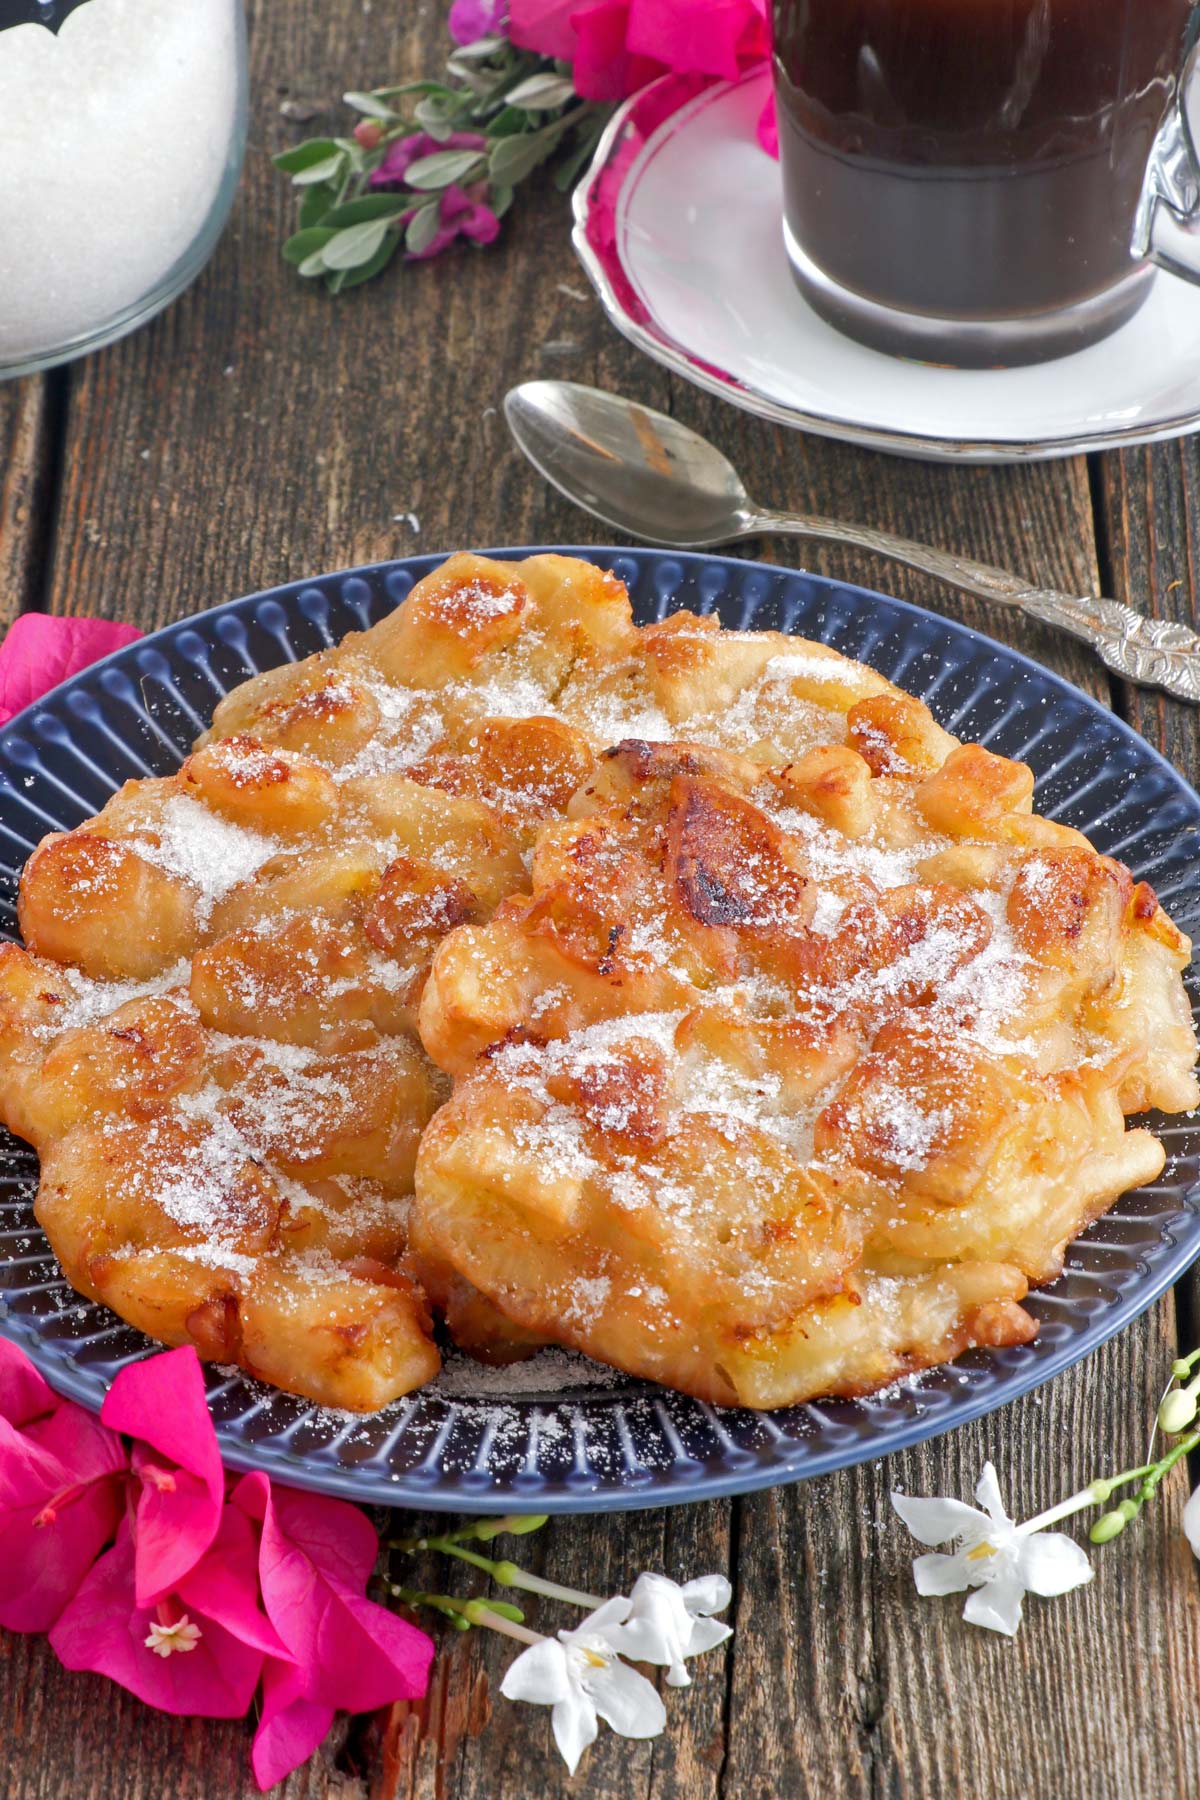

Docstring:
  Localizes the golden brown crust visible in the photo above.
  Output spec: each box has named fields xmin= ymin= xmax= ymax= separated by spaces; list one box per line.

xmin=1 ymin=551 xmax=1195 ymax=1412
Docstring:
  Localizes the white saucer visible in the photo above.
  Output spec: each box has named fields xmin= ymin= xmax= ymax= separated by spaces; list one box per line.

xmin=572 ymin=69 xmax=1200 ymax=464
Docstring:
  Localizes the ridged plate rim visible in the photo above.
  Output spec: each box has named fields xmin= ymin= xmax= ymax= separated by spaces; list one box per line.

xmin=0 ymin=546 xmax=1197 ymax=1513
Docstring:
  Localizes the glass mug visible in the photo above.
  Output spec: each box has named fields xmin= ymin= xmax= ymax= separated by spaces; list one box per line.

xmin=773 ymin=0 xmax=1200 ymax=366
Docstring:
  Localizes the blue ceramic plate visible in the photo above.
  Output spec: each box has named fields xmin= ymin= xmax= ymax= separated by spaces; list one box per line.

xmin=1 ymin=549 xmax=1198 ymax=1514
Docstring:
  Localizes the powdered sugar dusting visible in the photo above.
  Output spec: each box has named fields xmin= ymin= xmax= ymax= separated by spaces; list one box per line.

xmin=428 ymin=1345 xmax=624 ymax=1398
xmin=36 ymin=962 xmax=193 ymax=1037
xmin=132 ymin=795 xmax=278 ymax=922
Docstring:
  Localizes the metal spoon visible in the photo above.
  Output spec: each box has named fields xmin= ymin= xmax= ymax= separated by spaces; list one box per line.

xmin=505 ymin=379 xmax=1200 ymax=706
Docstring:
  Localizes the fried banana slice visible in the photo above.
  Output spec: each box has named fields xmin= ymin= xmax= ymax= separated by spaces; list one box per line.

xmin=411 ymin=1019 xmax=1037 ymax=1406
xmin=0 ymin=946 xmax=443 ymax=1410
xmin=415 ymin=688 xmax=1197 ymax=1397
xmin=4 ymin=550 xmax=1196 ymax=1414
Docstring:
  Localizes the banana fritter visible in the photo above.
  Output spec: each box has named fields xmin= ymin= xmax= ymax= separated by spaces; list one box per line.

xmin=1 ymin=553 xmax=1194 ymax=1411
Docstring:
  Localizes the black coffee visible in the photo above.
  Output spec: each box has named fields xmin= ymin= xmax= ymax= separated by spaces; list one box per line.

xmin=773 ymin=0 xmax=1193 ymax=358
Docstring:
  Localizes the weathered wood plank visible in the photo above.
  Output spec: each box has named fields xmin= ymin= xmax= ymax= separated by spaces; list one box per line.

xmin=722 ymin=1315 xmax=1199 ymax=1800
xmin=4 ymin=0 xmax=1195 ymax=1792
xmin=658 ymin=389 xmax=1108 ymax=700
xmin=708 ymin=434 xmax=1200 ymax=1800
xmin=1093 ymin=438 xmax=1200 ymax=781
xmin=0 ymin=376 xmax=56 ymax=625
xmin=372 ymin=1500 xmax=732 ymax=1800
xmin=1093 ymin=426 xmax=1200 ymax=1562
xmin=3 ymin=6 xmax=732 ymax=1799
xmin=0 ymin=1626 xmax=354 ymax=1800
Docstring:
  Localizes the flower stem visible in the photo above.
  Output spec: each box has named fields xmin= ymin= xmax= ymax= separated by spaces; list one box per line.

xmin=1018 ymin=1482 xmax=1123 ymax=1536
xmin=469 ymin=1606 xmax=544 ymax=1647
xmin=388 ymin=1584 xmax=528 ymax=1633
xmin=1018 ymin=1463 xmax=1163 ymax=1536
xmin=1132 ymin=1427 xmax=1200 ymax=1504
xmin=500 ymin=1568 xmax=606 ymax=1610
xmin=399 ymin=1535 xmax=605 ymax=1610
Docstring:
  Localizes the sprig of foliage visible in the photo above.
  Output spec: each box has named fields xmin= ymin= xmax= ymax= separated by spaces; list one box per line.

xmin=274 ymin=37 xmax=612 ymax=292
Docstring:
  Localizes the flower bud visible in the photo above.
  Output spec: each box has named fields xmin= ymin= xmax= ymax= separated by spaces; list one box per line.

xmin=507 ymin=1514 xmax=549 ymax=1535
xmin=475 ymin=1512 xmax=547 ymax=1541
xmin=354 ymin=120 xmax=383 ymax=150
xmin=1158 ymin=1387 xmax=1198 ymax=1435
xmin=1090 ymin=1510 xmax=1127 ymax=1544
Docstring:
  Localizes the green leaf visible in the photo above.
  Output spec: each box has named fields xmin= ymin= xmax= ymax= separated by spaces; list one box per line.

xmin=490 ymin=183 xmax=515 ymax=219
xmin=273 ymin=138 xmax=340 ymax=175
xmin=404 ymin=148 xmax=487 ymax=190
xmin=446 ymin=34 xmax=506 ymax=62
xmin=486 ymin=105 xmax=529 ymax=139
xmin=488 ymin=131 xmax=557 ymax=186
xmin=342 ymin=90 xmax=397 ymax=120
xmin=298 ymin=182 xmax=336 ymax=229
xmin=319 ymin=194 xmax=409 ymax=228
xmin=414 ymin=96 xmax=458 ymax=141
xmin=404 ymin=201 xmax=442 ymax=255
xmin=298 ymin=247 xmax=332 ymax=278
xmin=373 ymin=80 xmax=456 ymax=100
xmin=505 ymin=72 xmax=576 ymax=109
xmin=553 ymin=115 xmax=610 ymax=191
xmin=326 ymin=230 xmax=402 ymax=290
xmin=283 ymin=225 xmax=337 ymax=266
xmin=453 ymin=64 xmax=506 ymax=100
xmin=320 ymin=216 xmax=393 ymax=270
xmin=333 ymin=137 xmax=368 ymax=173
xmin=292 ymin=152 xmax=346 ymax=187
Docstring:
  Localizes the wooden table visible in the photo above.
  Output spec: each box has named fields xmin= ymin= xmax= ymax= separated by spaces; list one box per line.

xmin=4 ymin=8 xmax=1200 ymax=1797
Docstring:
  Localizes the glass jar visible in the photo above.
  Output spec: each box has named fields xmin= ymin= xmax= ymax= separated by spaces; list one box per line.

xmin=0 ymin=0 xmax=247 ymax=378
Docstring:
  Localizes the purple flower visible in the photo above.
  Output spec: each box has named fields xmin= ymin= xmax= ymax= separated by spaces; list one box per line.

xmin=370 ymin=131 xmax=501 ymax=260
xmin=448 ymin=0 xmax=508 ymax=45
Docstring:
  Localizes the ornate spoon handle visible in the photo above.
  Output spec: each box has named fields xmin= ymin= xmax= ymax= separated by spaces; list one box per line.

xmin=751 ymin=509 xmax=1200 ymax=706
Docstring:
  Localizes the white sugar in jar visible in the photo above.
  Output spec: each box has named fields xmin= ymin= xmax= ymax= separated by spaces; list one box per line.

xmin=0 ymin=0 xmax=247 ymax=376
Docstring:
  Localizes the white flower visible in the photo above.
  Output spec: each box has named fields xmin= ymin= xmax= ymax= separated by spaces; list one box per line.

xmin=604 ymin=1572 xmax=733 ymax=1686
xmin=891 ymin=1461 xmax=1092 ymax=1636
xmin=144 ymin=1613 xmax=202 ymax=1657
xmin=499 ymin=1598 xmax=666 ymax=1774
xmin=1183 ymin=1485 xmax=1200 ymax=1557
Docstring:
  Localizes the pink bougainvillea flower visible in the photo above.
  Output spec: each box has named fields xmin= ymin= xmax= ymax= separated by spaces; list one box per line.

xmin=510 ymin=0 xmax=776 ymax=144
xmin=100 ymin=1347 xmax=225 ymax=1608
xmin=509 ymin=0 xmax=660 ymax=101
xmin=369 ymin=130 xmax=501 ymax=259
xmin=252 ymin=1656 xmax=336 ymax=1793
xmin=449 ymin=0 xmax=507 ymax=44
xmin=508 ymin=0 xmax=579 ymax=62
xmin=0 ymin=1339 xmax=127 ymax=1633
xmin=626 ymin=0 xmax=768 ymax=79
xmin=51 ymin=1504 xmax=282 ymax=1717
xmin=235 ymin=1473 xmax=434 ymax=1716
xmin=0 ymin=613 xmax=142 ymax=726
xmin=572 ymin=1 xmax=663 ymax=101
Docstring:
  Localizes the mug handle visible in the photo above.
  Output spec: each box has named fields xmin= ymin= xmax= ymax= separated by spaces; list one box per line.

xmin=1133 ymin=36 xmax=1200 ymax=279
